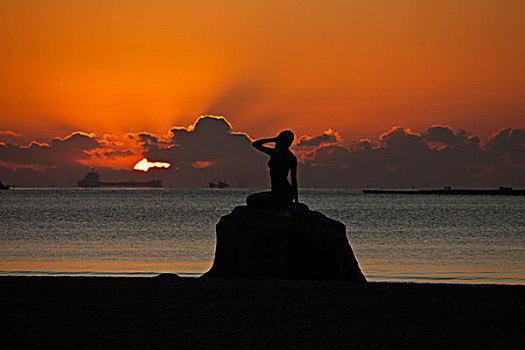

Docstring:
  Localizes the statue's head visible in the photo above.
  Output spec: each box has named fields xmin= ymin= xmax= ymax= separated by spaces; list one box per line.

xmin=275 ymin=130 xmax=294 ymax=150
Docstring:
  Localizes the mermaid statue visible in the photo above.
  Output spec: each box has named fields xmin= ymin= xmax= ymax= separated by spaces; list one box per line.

xmin=246 ymin=130 xmax=302 ymax=216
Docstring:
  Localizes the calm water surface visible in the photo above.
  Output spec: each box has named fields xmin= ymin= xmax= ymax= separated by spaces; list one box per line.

xmin=1 ymin=189 xmax=523 ymax=284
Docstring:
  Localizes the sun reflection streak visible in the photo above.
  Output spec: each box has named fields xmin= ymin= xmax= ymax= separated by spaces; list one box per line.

xmin=133 ymin=158 xmax=171 ymax=172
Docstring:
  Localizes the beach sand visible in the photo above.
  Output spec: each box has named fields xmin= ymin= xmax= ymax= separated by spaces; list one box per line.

xmin=1 ymin=276 xmax=523 ymax=349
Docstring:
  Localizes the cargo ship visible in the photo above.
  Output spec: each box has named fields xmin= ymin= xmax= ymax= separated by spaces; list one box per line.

xmin=78 ymin=171 xmax=162 ymax=188
xmin=363 ymin=186 xmax=524 ymax=196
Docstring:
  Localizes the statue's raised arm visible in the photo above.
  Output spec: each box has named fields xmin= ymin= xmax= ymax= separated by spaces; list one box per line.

xmin=251 ymin=137 xmax=277 ymax=156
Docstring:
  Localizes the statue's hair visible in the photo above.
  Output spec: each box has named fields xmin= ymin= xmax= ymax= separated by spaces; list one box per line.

xmin=276 ymin=130 xmax=294 ymax=149
xmin=277 ymin=130 xmax=294 ymax=140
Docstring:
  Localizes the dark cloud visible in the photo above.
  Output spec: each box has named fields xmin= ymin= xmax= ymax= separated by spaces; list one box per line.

xmin=425 ymin=125 xmax=455 ymax=144
xmin=0 ymin=130 xmax=22 ymax=144
xmin=0 ymin=132 xmax=99 ymax=167
xmin=296 ymin=129 xmax=342 ymax=147
xmin=0 ymin=118 xmax=523 ymax=189
xmin=125 ymin=131 xmax=171 ymax=151
xmin=304 ymin=125 xmax=522 ymax=188
xmin=486 ymin=128 xmax=525 ymax=163
xmin=127 ymin=132 xmax=159 ymax=145
xmin=145 ymin=116 xmax=267 ymax=187
xmin=92 ymin=149 xmax=135 ymax=159
xmin=379 ymin=126 xmax=428 ymax=151
xmin=309 ymin=145 xmax=350 ymax=167
xmin=357 ymin=139 xmax=374 ymax=151
xmin=0 ymin=132 xmax=104 ymax=187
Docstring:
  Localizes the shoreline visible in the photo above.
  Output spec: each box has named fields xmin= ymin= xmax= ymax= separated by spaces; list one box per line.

xmin=2 ymin=276 xmax=523 ymax=349
xmin=1 ymin=273 xmax=524 ymax=286
xmin=2 ymin=268 xmax=523 ymax=285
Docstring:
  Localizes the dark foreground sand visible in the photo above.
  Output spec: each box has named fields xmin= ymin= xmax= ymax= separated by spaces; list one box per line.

xmin=1 ymin=277 xmax=523 ymax=349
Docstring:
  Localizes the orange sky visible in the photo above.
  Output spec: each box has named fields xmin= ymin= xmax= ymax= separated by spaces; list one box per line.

xmin=1 ymin=0 xmax=524 ymax=142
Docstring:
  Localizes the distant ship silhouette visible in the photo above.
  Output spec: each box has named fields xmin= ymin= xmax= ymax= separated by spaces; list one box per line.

xmin=363 ymin=186 xmax=524 ymax=196
xmin=209 ymin=180 xmax=229 ymax=189
xmin=78 ymin=171 xmax=162 ymax=188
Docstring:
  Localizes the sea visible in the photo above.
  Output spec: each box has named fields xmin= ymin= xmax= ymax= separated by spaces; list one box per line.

xmin=1 ymin=188 xmax=523 ymax=285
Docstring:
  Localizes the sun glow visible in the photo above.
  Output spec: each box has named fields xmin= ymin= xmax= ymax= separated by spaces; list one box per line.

xmin=133 ymin=158 xmax=171 ymax=172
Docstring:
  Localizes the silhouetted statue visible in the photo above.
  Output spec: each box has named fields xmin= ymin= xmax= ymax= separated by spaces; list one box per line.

xmin=247 ymin=130 xmax=298 ymax=214
xmin=205 ymin=130 xmax=367 ymax=282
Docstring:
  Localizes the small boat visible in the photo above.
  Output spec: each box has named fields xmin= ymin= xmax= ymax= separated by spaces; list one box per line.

xmin=209 ymin=180 xmax=229 ymax=189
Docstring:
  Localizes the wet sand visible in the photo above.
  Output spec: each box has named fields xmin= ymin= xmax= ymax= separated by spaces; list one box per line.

xmin=1 ymin=276 xmax=523 ymax=349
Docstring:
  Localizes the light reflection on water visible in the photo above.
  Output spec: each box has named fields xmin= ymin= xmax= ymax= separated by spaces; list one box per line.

xmin=1 ymin=188 xmax=524 ymax=284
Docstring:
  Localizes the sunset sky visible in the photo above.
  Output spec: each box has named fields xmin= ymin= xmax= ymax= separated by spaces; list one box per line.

xmin=0 ymin=1 xmax=523 ymax=188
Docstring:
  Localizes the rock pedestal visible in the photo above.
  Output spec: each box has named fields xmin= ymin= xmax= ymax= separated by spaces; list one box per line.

xmin=201 ymin=204 xmax=366 ymax=282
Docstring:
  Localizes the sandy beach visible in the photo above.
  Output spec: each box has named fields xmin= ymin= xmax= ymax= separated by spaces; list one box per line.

xmin=1 ymin=276 xmax=523 ymax=349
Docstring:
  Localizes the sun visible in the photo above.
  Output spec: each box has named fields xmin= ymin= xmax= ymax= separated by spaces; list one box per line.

xmin=133 ymin=158 xmax=171 ymax=172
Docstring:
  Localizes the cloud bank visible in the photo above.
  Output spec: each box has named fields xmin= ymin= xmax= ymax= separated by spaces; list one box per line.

xmin=1 ymin=117 xmax=523 ymax=188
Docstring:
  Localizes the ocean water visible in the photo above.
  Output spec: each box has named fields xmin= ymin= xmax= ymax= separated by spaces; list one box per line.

xmin=1 ymin=188 xmax=523 ymax=285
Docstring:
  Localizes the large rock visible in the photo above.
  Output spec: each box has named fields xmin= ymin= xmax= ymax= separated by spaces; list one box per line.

xmin=201 ymin=204 xmax=366 ymax=282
